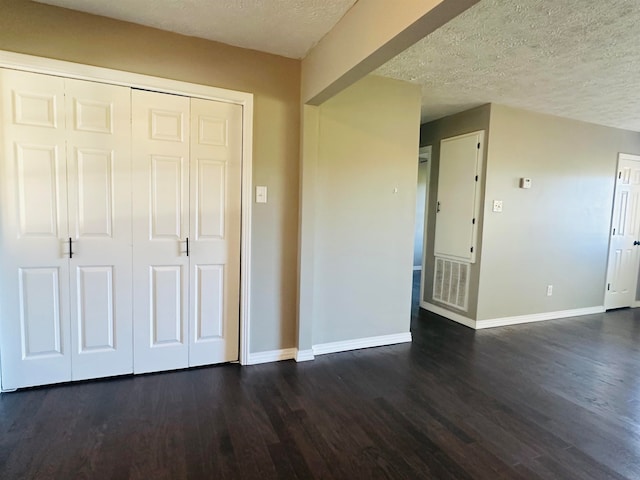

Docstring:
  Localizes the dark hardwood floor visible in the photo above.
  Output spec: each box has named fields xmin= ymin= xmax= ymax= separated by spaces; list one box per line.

xmin=2 ymin=273 xmax=640 ymax=479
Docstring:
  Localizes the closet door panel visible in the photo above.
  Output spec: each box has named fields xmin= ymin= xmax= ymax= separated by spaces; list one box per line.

xmin=189 ymin=98 xmax=241 ymax=367
xmin=65 ymin=78 xmax=133 ymax=380
xmin=132 ymin=89 xmax=190 ymax=374
xmin=0 ymin=69 xmax=71 ymax=390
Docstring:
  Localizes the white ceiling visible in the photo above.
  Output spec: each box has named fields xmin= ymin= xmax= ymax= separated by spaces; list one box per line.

xmin=375 ymin=0 xmax=640 ymax=132
xmin=35 ymin=0 xmax=357 ymax=59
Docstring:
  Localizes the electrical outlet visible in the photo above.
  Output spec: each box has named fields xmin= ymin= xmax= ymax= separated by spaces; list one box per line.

xmin=492 ymin=200 xmax=503 ymax=213
xmin=546 ymin=285 xmax=553 ymax=296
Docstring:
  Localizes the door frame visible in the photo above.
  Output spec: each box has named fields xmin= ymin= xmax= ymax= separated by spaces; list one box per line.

xmin=0 ymin=50 xmax=254 ymax=366
xmin=605 ymin=152 xmax=640 ymax=309
xmin=418 ymin=146 xmax=432 ymax=310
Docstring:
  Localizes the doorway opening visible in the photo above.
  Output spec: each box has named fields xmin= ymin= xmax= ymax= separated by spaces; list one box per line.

xmin=412 ymin=145 xmax=431 ymax=313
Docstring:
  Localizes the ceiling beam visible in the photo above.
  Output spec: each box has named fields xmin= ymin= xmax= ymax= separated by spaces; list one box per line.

xmin=301 ymin=0 xmax=479 ymax=105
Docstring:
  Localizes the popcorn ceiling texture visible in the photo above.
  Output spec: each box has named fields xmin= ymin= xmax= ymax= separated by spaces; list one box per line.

xmin=36 ymin=0 xmax=357 ymax=59
xmin=375 ymin=0 xmax=640 ymax=131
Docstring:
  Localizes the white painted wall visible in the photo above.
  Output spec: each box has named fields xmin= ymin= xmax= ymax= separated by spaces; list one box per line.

xmin=477 ymin=104 xmax=640 ymax=320
xmin=311 ymin=75 xmax=421 ymax=344
xmin=413 ymin=161 xmax=429 ymax=268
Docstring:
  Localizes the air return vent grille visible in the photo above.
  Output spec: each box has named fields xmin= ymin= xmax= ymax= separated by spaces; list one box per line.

xmin=433 ymin=257 xmax=469 ymax=311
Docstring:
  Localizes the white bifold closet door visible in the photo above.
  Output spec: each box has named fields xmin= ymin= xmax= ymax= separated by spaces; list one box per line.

xmin=0 ymin=70 xmax=133 ymax=390
xmin=132 ymin=89 xmax=241 ymax=374
xmin=65 ymin=78 xmax=133 ymax=381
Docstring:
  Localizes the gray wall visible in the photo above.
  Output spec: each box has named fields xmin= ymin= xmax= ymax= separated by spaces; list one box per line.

xmin=420 ymin=104 xmax=491 ymax=320
xmin=477 ymin=105 xmax=640 ymax=320
xmin=312 ymin=75 xmax=421 ymax=344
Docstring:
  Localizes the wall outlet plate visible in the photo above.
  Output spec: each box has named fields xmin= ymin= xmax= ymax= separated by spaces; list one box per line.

xmin=492 ymin=200 xmax=503 ymax=212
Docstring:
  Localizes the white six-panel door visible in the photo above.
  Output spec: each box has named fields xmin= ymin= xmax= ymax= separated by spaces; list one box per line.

xmin=132 ymin=90 xmax=191 ymax=374
xmin=605 ymin=155 xmax=640 ymax=309
xmin=0 ymin=70 xmax=72 ymax=389
xmin=132 ymin=90 xmax=241 ymax=373
xmin=65 ymin=79 xmax=133 ymax=380
xmin=0 ymin=70 xmax=134 ymax=389
xmin=0 ymin=70 xmax=242 ymax=388
xmin=189 ymin=98 xmax=241 ymax=366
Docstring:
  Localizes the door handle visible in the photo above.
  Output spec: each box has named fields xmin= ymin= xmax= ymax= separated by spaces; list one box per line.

xmin=437 ymin=201 xmax=441 ymax=213
xmin=635 ymin=241 xmax=640 ymax=246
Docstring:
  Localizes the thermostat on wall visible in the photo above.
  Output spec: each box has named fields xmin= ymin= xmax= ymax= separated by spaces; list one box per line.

xmin=520 ymin=178 xmax=532 ymax=189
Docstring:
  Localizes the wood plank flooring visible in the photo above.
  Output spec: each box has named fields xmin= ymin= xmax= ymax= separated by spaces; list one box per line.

xmin=2 ymin=275 xmax=640 ymax=478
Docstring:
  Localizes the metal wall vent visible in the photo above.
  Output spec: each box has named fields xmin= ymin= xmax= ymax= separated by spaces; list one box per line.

xmin=433 ymin=257 xmax=469 ymax=311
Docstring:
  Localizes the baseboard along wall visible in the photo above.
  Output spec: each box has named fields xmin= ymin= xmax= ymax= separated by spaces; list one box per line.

xmin=422 ymin=301 xmax=606 ymax=330
xmin=246 ymin=332 xmax=413 ymax=365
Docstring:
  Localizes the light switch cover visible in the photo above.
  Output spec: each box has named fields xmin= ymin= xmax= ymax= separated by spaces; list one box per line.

xmin=256 ymin=185 xmax=267 ymax=204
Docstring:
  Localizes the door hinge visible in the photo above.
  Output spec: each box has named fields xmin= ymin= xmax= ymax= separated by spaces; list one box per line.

xmin=475 ymin=175 xmax=478 ymax=181
xmin=477 ymin=143 xmax=481 ymax=149
xmin=619 ymin=171 xmax=622 ymax=179
xmin=607 ymin=283 xmax=611 ymax=291
xmin=613 ymin=228 xmax=616 ymax=235
xmin=472 ymin=218 xmax=476 ymax=225
xmin=470 ymin=246 xmax=474 ymax=253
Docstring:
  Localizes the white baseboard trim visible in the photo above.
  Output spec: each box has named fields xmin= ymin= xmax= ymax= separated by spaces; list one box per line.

xmin=633 ymin=301 xmax=640 ymax=308
xmin=247 ymin=333 xmax=413 ymax=365
xmin=413 ymin=266 xmax=422 ymax=271
xmin=295 ymin=349 xmax=315 ymax=362
xmin=312 ymin=332 xmax=412 ymax=356
xmin=247 ymin=305 xmax=607 ymax=366
xmin=247 ymin=348 xmax=296 ymax=365
xmin=475 ymin=306 xmax=606 ymax=329
xmin=422 ymin=302 xmax=606 ymax=330
xmin=423 ymin=302 xmax=476 ymax=329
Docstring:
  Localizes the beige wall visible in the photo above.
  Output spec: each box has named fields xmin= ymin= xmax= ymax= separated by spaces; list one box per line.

xmin=477 ymin=105 xmax=640 ymax=320
xmin=311 ymin=75 xmax=421 ymax=344
xmin=0 ymin=0 xmax=301 ymax=353
xmin=420 ymin=105 xmax=491 ymax=319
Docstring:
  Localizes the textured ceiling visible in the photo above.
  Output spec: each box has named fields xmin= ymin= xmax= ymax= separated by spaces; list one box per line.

xmin=35 ymin=0 xmax=357 ymax=59
xmin=375 ymin=0 xmax=640 ymax=131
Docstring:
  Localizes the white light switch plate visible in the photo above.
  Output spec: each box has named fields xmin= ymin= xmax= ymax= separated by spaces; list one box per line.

xmin=493 ymin=200 xmax=503 ymax=212
xmin=256 ymin=185 xmax=267 ymax=204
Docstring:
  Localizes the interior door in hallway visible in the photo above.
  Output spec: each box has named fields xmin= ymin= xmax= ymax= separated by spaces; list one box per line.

xmin=605 ymin=154 xmax=640 ymax=309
